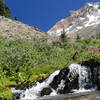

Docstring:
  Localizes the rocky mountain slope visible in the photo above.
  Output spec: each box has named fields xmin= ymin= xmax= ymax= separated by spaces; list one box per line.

xmin=0 ymin=16 xmax=46 ymax=39
xmin=48 ymin=2 xmax=100 ymax=39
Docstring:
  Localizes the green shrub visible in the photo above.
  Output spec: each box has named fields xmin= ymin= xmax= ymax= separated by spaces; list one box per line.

xmin=0 ymin=35 xmax=100 ymax=99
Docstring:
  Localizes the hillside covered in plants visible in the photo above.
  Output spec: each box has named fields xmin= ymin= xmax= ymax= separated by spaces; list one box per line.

xmin=0 ymin=35 xmax=100 ymax=99
xmin=0 ymin=0 xmax=100 ymax=99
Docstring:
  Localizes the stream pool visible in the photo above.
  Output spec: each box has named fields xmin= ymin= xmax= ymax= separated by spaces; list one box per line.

xmin=37 ymin=91 xmax=100 ymax=100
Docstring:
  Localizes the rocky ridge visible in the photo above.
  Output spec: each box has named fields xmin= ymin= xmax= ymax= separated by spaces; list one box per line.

xmin=0 ymin=16 xmax=46 ymax=39
xmin=48 ymin=2 xmax=100 ymax=39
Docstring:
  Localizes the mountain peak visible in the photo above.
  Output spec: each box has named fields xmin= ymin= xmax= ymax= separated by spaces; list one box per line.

xmin=86 ymin=2 xmax=100 ymax=8
xmin=48 ymin=2 xmax=100 ymax=39
xmin=70 ymin=2 xmax=100 ymax=18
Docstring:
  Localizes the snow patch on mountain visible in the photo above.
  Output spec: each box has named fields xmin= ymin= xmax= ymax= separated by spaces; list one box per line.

xmin=48 ymin=2 xmax=100 ymax=38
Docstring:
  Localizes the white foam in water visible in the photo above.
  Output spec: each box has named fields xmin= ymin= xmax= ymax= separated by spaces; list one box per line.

xmin=68 ymin=64 xmax=82 ymax=81
xmin=50 ymin=79 xmax=65 ymax=96
xmin=50 ymin=89 xmax=57 ymax=96
xmin=79 ymin=66 xmax=90 ymax=89
xmin=72 ymin=87 xmax=97 ymax=93
xmin=12 ymin=63 xmax=98 ymax=99
xmin=12 ymin=88 xmax=23 ymax=94
xmin=68 ymin=64 xmax=97 ymax=93
xmin=57 ymin=80 xmax=65 ymax=91
xmin=20 ymin=70 xmax=60 ymax=100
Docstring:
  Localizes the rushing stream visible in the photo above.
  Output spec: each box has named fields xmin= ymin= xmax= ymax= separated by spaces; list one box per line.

xmin=13 ymin=59 xmax=100 ymax=100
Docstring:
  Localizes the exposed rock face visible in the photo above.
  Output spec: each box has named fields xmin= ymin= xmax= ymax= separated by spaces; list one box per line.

xmin=48 ymin=2 xmax=100 ymax=39
xmin=0 ymin=16 xmax=46 ymax=39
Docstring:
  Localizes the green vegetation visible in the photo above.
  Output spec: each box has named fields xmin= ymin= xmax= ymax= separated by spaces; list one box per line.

xmin=0 ymin=0 xmax=10 ymax=17
xmin=0 ymin=35 xmax=100 ymax=99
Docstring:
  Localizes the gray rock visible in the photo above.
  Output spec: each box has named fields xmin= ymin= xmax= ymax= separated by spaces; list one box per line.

xmin=48 ymin=2 xmax=100 ymax=40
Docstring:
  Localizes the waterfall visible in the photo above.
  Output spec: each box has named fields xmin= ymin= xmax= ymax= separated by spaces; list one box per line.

xmin=68 ymin=64 xmax=94 ymax=89
xmin=69 ymin=64 xmax=97 ymax=93
xmin=13 ymin=61 xmax=99 ymax=100
xmin=20 ymin=70 xmax=60 ymax=100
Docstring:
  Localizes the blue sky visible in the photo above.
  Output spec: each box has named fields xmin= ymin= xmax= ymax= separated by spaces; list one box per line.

xmin=5 ymin=0 xmax=99 ymax=32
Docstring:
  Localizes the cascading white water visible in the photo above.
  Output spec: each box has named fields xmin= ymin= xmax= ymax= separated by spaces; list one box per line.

xmin=20 ymin=70 xmax=60 ymax=100
xmin=57 ymin=80 xmax=65 ymax=91
xmin=69 ymin=64 xmax=97 ymax=93
xmin=12 ymin=63 xmax=98 ymax=100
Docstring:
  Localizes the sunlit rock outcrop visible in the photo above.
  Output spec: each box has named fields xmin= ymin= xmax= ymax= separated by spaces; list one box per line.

xmin=48 ymin=2 xmax=100 ymax=39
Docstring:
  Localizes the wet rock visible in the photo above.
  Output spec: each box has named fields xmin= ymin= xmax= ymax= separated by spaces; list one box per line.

xmin=40 ymin=87 xmax=52 ymax=96
xmin=50 ymin=67 xmax=69 ymax=90
xmin=97 ymin=66 xmax=100 ymax=90
xmin=80 ymin=59 xmax=100 ymax=90
xmin=50 ymin=59 xmax=100 ymax=94
xmin=14 ymin=77 xmax=48 ymax=90
xmin=13 ymin=92 xmax=21 ymax=100
xmin=50 ymin=66 xmax=79 ymax=94
xmin=15 ymin=81 xmax=35 ymax=90
xmin=80 ymin=59 xmax=100 ymax=68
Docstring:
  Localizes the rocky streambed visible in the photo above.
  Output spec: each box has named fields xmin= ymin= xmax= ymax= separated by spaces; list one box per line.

xmin=38 ymin=91 xmax=100 ymax=100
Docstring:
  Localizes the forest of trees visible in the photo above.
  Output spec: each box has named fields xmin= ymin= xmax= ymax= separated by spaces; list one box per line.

xmin=0 ymin=0 xmax=10 ymax=17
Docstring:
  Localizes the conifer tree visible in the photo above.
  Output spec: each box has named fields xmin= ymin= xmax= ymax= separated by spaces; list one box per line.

xmin=60 ymin=28 xmax=67 ymax=43
xmin=0 ymin=0 xmax=10 ymax=17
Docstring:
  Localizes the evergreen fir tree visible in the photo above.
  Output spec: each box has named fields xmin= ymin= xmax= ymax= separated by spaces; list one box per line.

xmin=0 ymin=0 xmax=10 ymax=17
xmin=76 ymin=34 xmax=80 ymax=40
xmin=60 ymin=28 xmax=67 ymax=43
